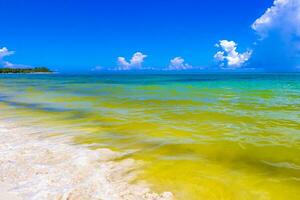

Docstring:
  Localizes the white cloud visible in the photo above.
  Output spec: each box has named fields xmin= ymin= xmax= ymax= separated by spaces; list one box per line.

xmin=117 ymin=52 xmax=147 ymax=70
xmin=3 ymin=61 xmax=31 ymax=69
xmin=252 ymin=0 xmax=300 ymax=38
xmin=214 ymin=40 xmax=252 ymax=68
xmin=117 ymin=57 xmax=130 ymax=69
xmin=168 ymin=57 xmax=192 ymax=70
xmin=130 ymin=52 xmax=147 ymax=66
xmin=91 ymin=66 xmax=104 ymax=71
xmin=0 ymin=47 xmax=14 ymax=59
xmin=214 ymin=51 xmax=225 ymax=62
xmin=0 ymin=46 xmax=31 ymax=68
xmin=251 ymin=0 xmax=300 ymax=69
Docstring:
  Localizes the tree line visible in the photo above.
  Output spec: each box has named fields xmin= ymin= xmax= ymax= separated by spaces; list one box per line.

xmin=0 ymin=67 xmax=52 ymax=73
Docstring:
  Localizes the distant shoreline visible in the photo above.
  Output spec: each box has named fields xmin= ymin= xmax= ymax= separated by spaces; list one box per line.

xmin=0 ymin=67 xmax=53 ymax=74
xmin=0 ymin=72 xmax=55 ymax=74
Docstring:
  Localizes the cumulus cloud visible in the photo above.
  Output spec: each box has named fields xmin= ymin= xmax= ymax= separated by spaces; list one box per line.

xmin=168 ymin=57 xmax=192 ymax=70
xmin=130 ymin=52 xmax=147 ymax=66
xmin=117 ymin=52 xmax=147 ymax=70
xmin=251 ymin=0 xmax=300 ymax=70
xmin=91 ymin=66 xmax=104 ymax=71
xmin=2 ymin=61 xmax=31 ymax=69
xmin=0 ymin=47 xmax=14 ymax=59
xmin=0 ymin=46 xmax=32 ymax=68
xmin=117 ymin=57 xmax=130 ymax=69
xmin=252 ymin=0 xmax=300 ymax=38
xmin=214 ymin=40 xmax=252 ymax=68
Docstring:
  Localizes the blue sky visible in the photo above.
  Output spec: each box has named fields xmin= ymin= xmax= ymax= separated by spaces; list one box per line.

xmin=0 ymin=0 xmax=299 ymax=72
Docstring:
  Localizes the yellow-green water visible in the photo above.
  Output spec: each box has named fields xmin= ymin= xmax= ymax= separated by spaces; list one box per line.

xmin=0 ymin=74 xmax=299 ymax=199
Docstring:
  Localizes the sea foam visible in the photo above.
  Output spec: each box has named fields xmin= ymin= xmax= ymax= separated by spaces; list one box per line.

xmin=0 ymin=120 xmax=172 ymax=200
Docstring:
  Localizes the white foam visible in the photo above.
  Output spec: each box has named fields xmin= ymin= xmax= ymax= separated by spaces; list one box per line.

xmin=0 ymin=121 xmax=173 ymax=200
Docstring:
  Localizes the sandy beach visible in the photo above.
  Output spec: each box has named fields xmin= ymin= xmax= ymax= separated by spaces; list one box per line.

xmin=0 ymin=120 xmax=172 ymax=200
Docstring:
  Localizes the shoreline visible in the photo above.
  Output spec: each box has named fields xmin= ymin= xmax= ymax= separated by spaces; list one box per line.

xmin=0 ymin=72 xmax=55 ymax=74
xmin=0 ymin=119 xmax=172 ymax=200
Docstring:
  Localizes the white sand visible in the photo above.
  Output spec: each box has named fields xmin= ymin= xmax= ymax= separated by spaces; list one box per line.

xmin=0 ymin=121 xmax=173 ymax=200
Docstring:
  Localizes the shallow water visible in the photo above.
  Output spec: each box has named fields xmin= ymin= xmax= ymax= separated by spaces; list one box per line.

xmin=0 ymin=73 xmax=299 ymax=199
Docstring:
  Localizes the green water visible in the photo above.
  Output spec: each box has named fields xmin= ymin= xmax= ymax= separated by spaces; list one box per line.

xmin=0 ymin=73 xmax=299 ymax=199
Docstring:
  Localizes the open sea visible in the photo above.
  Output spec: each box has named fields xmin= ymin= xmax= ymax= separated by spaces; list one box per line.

xmin=0 ymin=73 xmax=299 ymax=199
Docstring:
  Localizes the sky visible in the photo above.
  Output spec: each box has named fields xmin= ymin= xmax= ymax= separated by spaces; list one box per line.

xmin=0 ymin=0 xmax=299 ymax=72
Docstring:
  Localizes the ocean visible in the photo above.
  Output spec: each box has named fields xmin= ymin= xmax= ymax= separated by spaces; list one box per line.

xmin=0 ymin=73 xmax=299 ymax=199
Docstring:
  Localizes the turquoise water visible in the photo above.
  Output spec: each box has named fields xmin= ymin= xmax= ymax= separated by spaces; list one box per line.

xmin=0 ymin=73 xmax=299 ymax=199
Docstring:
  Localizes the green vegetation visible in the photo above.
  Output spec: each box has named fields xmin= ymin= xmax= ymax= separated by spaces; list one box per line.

xmin=0 ymin=67 xmax=52 ymax=73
